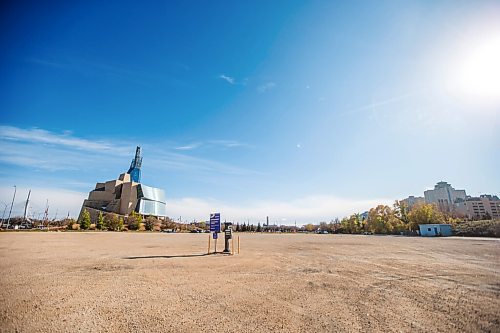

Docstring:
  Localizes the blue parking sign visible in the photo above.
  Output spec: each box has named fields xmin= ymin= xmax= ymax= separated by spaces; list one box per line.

xmin=210 ymin=213 xmax=220 ymax=232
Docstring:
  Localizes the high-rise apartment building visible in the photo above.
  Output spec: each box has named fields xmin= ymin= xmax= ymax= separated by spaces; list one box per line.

xmin=424 ymin=181 xmax=466 ymax=213
xmin=455 ymin=195 xmax=500 ymax=219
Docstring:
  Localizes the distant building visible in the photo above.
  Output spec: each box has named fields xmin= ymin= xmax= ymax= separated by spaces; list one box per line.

xmin=424 ymin=181 xmax=466 ymax=213
xmin=79 ymin=147 xmax=167 ymax=220
xmin=455 ymin=195 xmax=500 ymax=220
xmin=419 ymin=224 xmax=453 ymax=237
xmin=400 ymin=196 xmax=425 ymax=210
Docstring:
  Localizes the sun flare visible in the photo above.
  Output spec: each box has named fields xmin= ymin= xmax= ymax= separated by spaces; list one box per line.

xmin=452 ymin=31 xmax=500 ymax=102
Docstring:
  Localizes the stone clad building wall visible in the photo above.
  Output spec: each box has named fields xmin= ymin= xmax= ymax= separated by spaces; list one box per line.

xmin=79 ymin=172 xmax=166 ymax=221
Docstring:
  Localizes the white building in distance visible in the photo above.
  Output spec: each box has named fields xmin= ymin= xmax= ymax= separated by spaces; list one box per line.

xmin=424 ymin=181 xmax=466 ymax=213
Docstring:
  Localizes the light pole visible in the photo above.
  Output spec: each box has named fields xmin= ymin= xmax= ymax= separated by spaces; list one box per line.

xmin=6 ymin=185 xmax=16 ymax=229
xmin=1 ymin=202 xmax=8 ymax=226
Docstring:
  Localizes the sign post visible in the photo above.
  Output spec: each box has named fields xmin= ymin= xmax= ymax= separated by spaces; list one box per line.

xmin=210 ymin=213 xmax=221 ymax=253
xmin=207 ymin=234 xmax=211 ymax=254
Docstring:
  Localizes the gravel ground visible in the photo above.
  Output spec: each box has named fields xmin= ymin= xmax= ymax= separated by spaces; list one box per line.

xmin=0 ymin=232 xmax=499 ymax=332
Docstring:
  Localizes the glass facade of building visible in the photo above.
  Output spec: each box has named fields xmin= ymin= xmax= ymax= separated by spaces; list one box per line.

xmin=136 ymin=184 xmax=167 ymax=216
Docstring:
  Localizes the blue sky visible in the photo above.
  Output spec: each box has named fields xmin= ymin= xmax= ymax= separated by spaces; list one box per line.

xmin=1 ymin=1 xmax=499 ymax=223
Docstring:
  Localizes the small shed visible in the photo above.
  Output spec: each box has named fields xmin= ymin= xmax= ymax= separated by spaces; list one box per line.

xmin=419 ymin=224 xmax=453 ymax=237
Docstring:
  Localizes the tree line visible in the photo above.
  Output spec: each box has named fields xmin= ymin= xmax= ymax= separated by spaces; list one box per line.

xmin=336 ymin=201 xmax=454 ymax=234
xmin=67 ymin=201 xmax=462 ymax=234
xmin=75 ymin=209 xmax=164 ymax=231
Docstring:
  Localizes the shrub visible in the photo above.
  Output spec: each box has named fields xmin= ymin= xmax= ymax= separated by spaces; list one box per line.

xmin=96 ymin=211 xmax=105 ymax=230
xmin=453 ymin=220 xmax=500 ymax=237
xmin=79 ymin=209 xmax=91 ymax=230
xmin=105 ymin=213 xmax=123 ymax=231
xmin=118 ymin=217 xmax=124 ymax=231
xmin=144 ymin=216 xmax=158 ymax=231
xmin=127 ymin=211 xmax=142 ymax=231
xmin=66 ymin=219 xmax=75 ymax=230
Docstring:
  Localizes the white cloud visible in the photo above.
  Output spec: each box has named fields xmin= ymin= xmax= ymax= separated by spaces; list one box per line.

xmin=0 ymin=139 xmax=124 ymax=171
xmin=257 ymin=82 xmax=276 ymax=93
xmin=207 ymin=140 xmax=252 ymax=149
xmin=0 ymin=185 xmax=391 ymax=224
xmin=0 ymin=125 xmax=118 ymax=152
xmin=0 ymin=125 xmax=256 ymax=176
xmin=28 ymin=57 xmax=190 ymax=88
xmin=337 ymin=92 xmax=416 ymax=117
xmin=219 ymin=74 xmax=235 ymax=84
xmin=0 ymin=186 xmax=87 ymax=219
xmin=173 ymin=140 xmax=252 ymax=151
xmin=146 ymin=150 xmax=259 ymax=176
xmin=174 ymin=143 xmax=202 ymax=150
xmin=167 ymin=195 xmax=392 ymax=224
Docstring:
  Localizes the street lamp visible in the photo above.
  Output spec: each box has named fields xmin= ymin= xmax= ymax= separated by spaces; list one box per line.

xmin=0 ymin=202 xmax=8 ymax=226
xmin=6 ymin=185 xmax=16 ymax=229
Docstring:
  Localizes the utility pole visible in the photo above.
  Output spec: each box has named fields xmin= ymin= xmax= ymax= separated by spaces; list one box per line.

xmin=43 ymin=199 xmax=49 ymax=228
xmin=6 ymin=185 xmax=16 ymax=229
xmin=23 ymin=189 xmax=31 ymax=223
xmin=1 ymin=203 xmax=8 ymax=225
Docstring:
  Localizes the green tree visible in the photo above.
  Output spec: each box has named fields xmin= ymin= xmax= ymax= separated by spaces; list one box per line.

xmin=257 ymin=222 xmax=262 ymax=232
xmin=364 ymin=205 xmax=404 ymax=234
xmin=340 ymin=218 xmax=348 ymax=232
xmin=96 ymin=211 xmax=105 ymax=230
xmin=340 ymin=214 xmax=363 ymax=234
xmin=353 ymin=214 xmax=363 ymax=233
xmin=79 ymin=209 xmax=91 ymax=230
xmin=305 ymin=223 xmax=315 ymax=232
xmin=394 ymin=200 xmax=409 ymax=225
xmin=388 ymin=215 xmax=406 ymax=234
xmin=407 ymin=204 xmax=445 ymax=231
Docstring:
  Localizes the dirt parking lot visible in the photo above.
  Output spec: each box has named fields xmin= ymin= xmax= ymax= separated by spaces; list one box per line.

xmin=0 ymin=232 xmax=499 ymax=332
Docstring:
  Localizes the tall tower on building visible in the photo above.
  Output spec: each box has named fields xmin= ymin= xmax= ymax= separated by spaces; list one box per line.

xmin=79 ymin=146 xmax=167 ymax=220
xmin=127 ymin=146 xmax=142 ymax=183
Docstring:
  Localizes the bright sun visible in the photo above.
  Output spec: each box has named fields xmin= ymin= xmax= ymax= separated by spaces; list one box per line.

xmin=451 ymin=31 xmax=500 ymax=102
